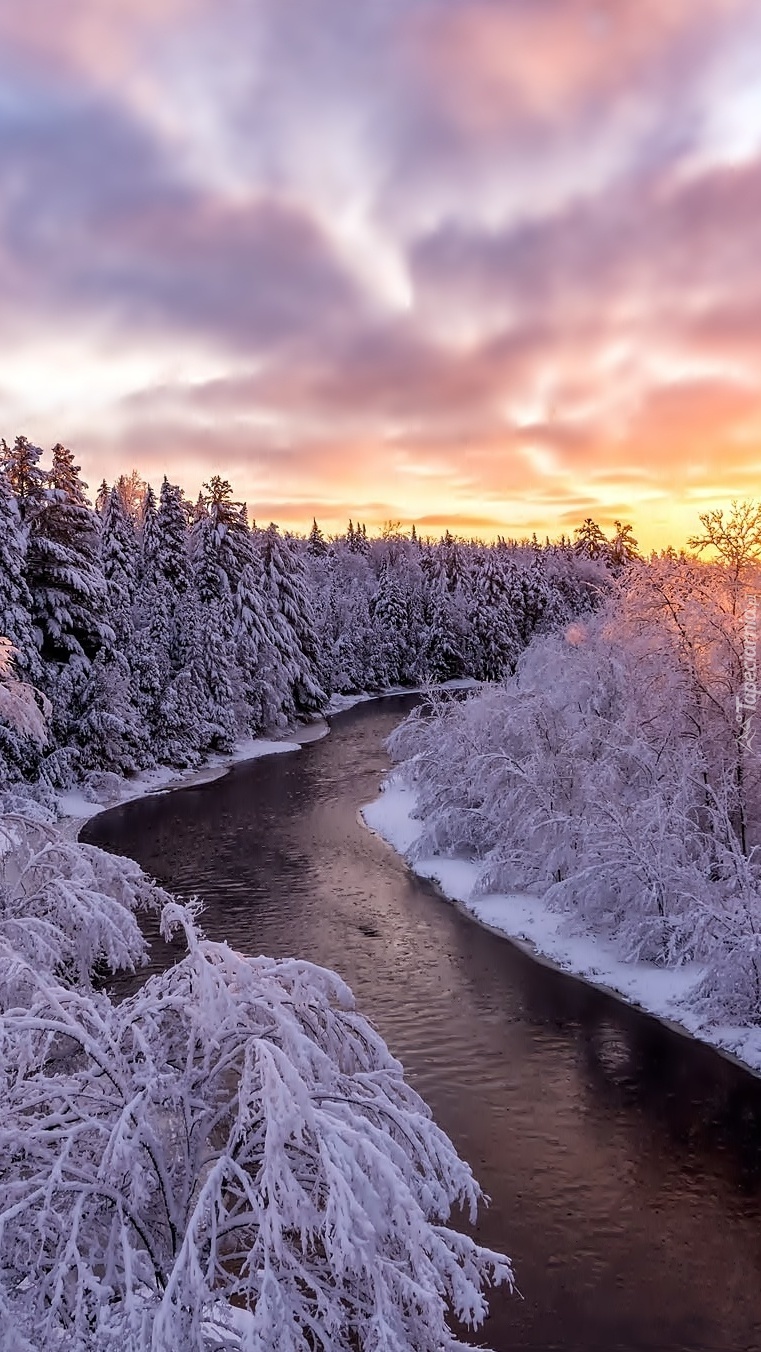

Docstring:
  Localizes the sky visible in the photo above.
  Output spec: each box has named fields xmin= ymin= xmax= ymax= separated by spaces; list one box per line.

xmin=2 ymin=0 xmax=761 ymax=549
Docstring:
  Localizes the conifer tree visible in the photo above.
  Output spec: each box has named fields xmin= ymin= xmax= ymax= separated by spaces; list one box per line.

xmin=372 ymin=560 xmax=409 ymax=685
xmin=0 ymin=472 xmax=41 ymax=684
xmin=574 ymin=517 xmax=609 ymax=561
xmin=188 ymin=485 xmax=240 ymax=751
xmin=94 ymin=478 xmax=110 ymax=515
xmin=308 ymin=517 xmax=328 ymax=557
xmin=471 ymin=550 xmax=521 ymax=680
xmin=101 ymin=486 xmax=139 ymax=650
xmin=1 ymin=435 xmax=46 ymax=521
xmin=262 ymin=524 xmax=326 ymax=715
xmin=140 ymin=483 xmax=160 ymax=578
xmin=27 ymin=446 xmax=109 ymax=668
xmin=157 ymin=478 xmax=192 ymax=596
xmin=423 ymin=573 xmax=463 ymax=682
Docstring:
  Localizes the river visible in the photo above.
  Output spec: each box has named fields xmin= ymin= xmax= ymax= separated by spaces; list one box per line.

xmin=81 ymin=696 xmax=761 ymax=1352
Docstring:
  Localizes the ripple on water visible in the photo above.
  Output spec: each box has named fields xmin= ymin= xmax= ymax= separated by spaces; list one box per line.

xmin=84 ymin=697 xmax=761 ymax=1352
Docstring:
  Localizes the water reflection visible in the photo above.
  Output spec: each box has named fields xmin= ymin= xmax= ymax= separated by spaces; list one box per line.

xmin=83 ymin=697 xmax=761 ymax=1352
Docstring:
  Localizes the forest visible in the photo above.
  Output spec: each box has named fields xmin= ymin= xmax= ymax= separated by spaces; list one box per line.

xmin=0 ymin=434 xmax=608 ymax=791
xmin=387 ymin=503 xmax=761 ymax=1030
xmin=1 ymin=432 xmax=758 ymax=1347
xmin=1 ymin=433 xmax=611 ymax=1349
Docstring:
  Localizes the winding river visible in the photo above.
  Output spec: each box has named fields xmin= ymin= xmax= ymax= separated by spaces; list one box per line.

xmin=82 ymin=696 xmax=761 ymax=1352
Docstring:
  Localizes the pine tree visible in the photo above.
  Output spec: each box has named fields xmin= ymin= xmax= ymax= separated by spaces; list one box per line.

xmin=423 ymin=573 xmax=463 ymax=682
xmin=372 ymin=560 xmax=409 ymax=686
xmin=471 ymin=550 xmax=521 ymax=680
xmin=609 ymin=521 xmax=640 ymax=571
xmin=157 ymin=478 xmax=191 ymax=596
xmin=94 ymin=479 xmax=110 ymax=516
xmin=73 ymin=647 xmax=150 ymax=776
xmin=144 ymin=480 xmax=196 ymax=760
xmin=262 ymin=524 xmax=326 ymax=715
xmin=308 ymin=517 xmax=328 ymax=557
xmin=27 ymin=447 xmax=110 ymax=667
xmin=574 ymin=517 xmax=609 ymax=561
xmin=188 ymin=485 xmax=241 ymax=751
xmin=101 ymin=486 xmax=139 ymax=650
xmin=140 ymin=483 xmax=161 ymax=579
xmin=0 ymin=471 xmax=41 ymax=684
xmin=1 ymin=435 xmax=46 ymax=521
xmin=0 ymin=467 xmax=44 ymax=781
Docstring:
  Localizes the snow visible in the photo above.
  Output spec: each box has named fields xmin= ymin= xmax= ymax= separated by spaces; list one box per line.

xmin=0 ymin=898 xmax=512 ymax=1346
xmin=362 ymin=779 xmax=761 ymax=1078
xmin=325 ymin=677 xmax=478 ymax=716
xmin=57 ymin=726 xmax=324 ymax=827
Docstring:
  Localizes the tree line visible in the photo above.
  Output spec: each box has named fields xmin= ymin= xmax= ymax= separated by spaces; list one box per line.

xmin=0 ymin=433 xmax=615 ymax=792
xmin=387 ymin=503 xmax=761 ymax=1027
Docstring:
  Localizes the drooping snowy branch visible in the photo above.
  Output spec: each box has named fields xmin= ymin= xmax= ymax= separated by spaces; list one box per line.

xmin=0 ymin=811 xmax=166 ymax=1002
xmin=388 ymin=552 xmax=761 ymax=1026
xmin=0 ymin=905 xmax=512 ymax=1351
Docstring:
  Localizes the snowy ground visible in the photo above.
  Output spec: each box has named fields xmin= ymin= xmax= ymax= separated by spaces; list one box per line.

xmin=57 ymin=726 xmax=324 ymax=828
xmin=57 ymin=682 xmax=475 ymax=829
xmin=362 ymin=778 xmax=761 ymax=1078
xmin=324 ymin=678 xmax=478 ymax=716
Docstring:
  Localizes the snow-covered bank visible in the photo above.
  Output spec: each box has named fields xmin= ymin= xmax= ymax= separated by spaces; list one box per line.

xmin=324 ymin=678 xmax=478 ymax=716
xmin=362 ymin=780 xmax=761 ymax=1078
xmin=58 ymin=686 xmax=470 ymax=832
xmin=58 ymin=725 xmax=324 ymax=828
xmin=58 ymin=681 xmax=474 ymax=832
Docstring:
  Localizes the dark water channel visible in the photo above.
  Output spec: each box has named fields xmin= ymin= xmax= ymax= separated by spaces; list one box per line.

xmin=82 ymin=697 xmax=761 ymax=1352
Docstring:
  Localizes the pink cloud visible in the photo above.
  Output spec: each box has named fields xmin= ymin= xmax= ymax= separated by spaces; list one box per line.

xmin=0 ymin=0 xmax=204 ymax=81
xmin=405 ymin=0 xmax=747 ymax=131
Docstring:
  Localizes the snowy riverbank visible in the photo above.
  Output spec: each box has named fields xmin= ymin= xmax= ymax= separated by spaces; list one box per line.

xmin=362 ymin=778 xmax=761 ymax=1078
xmin=57 ymin=725 xmax=323 ymax=829
xmin=57 ymin=681 xmax=477 ymax=830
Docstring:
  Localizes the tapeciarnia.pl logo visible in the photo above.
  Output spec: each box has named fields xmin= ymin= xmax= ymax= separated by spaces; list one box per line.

xmin=736 ymin=593 xmax=758 ymax=753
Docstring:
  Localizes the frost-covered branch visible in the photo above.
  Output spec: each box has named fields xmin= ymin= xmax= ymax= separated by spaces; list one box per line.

xmin=0 ymin=905 xmax=512 ymax=1350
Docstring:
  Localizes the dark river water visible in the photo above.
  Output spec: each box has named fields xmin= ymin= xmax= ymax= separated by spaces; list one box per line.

xmin=81 ymin=696 xmax=761 ymax=1352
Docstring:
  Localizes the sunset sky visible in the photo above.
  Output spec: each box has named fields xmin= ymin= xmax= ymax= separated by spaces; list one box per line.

xmin=2 ymin=0 xmax=761 ymax=549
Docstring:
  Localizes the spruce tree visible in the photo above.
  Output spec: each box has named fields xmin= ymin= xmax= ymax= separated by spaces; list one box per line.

xmin=372 ymin=560 xmax=408 ymax=686
xmin=1 ymin=436 xmax=46 ymax=521
xmin=308 ymin=518 xmax=328 ymax=557
xmin=261 ymin=524 xmax=326 ymax=715
xmin=27 ymin=447 xmax=109 ymax=667
xmin=101 ymin=486 xmax=139 ymax=650
xmin=471 ymin=550 xmax=521 ymax=681
xmin=0 ymin=471 xmax=41 ymax=684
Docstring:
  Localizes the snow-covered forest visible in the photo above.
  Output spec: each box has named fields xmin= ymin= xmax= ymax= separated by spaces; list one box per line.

xmin=5 ymin=432 xmax=759 ymax=1343
xmin=0 ymin=435 xmax=609 ymax=793
xmin=0 ymin=445 xmax=519 ymax=1347
xmin=386 ymin=504 xmax=761 ymax=1032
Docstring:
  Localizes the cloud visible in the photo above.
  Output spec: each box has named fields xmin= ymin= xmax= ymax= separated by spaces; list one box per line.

xmin=1 ymin=0 xmax=761 ymax=551
xmin=0 ymin=1 xmax=202 ymax=82
xmin=405 ymin=0 xmax=746 ymax=129
xmin=0 ymin=93 xmax=369 ymax=352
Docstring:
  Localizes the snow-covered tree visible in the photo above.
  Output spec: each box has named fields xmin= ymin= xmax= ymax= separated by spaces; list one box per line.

xmin=0 ymin=637 xmax=47 ymax=787
xmin=573 ymin=517 xmax=609 ymax=562
xmin=27 ymin=448 xmax=109 ymax=667
xmin=688 ymin=498 xmax=761 ymax=591
xmin=0 ymin=904 xmax=512 ymax=1349
xmin=0 ymin=472 xmax=40 ymax=685
xmin=0 ymin=435 xmax=46 ymax=521
xmin=470 ymin=550 xmax=520 ymax=681
xmin=372 ymin=559 xmax=411 ymax=686
xmin=101 ymin=486 xmax=139 ymax=650
xmin=307 ymin=516 xmax=328 ymax=557
xmin=261 ymin=524 xmax=326 ymax=716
